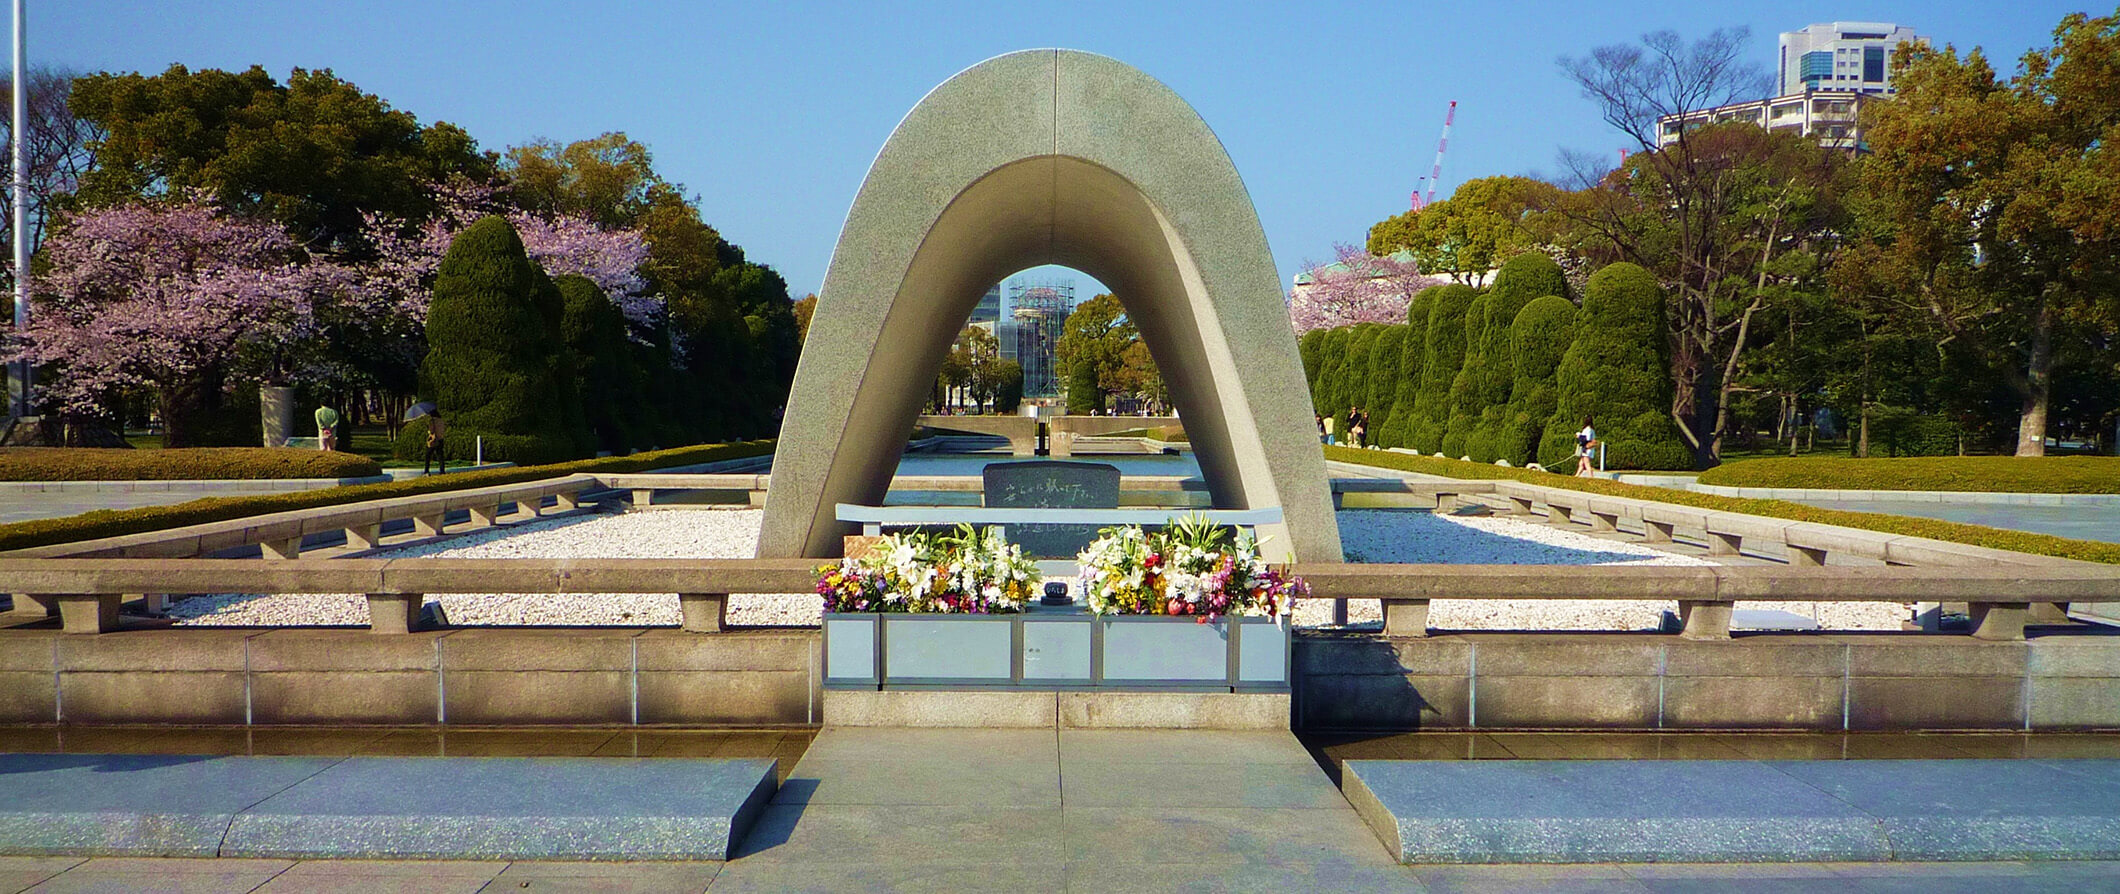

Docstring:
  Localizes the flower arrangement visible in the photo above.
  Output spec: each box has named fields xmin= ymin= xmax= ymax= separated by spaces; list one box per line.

xmin=1076 ymin=515 xmax=1307 ymax=623
xmin=817 ymin=524 xmax=1040 ymax=614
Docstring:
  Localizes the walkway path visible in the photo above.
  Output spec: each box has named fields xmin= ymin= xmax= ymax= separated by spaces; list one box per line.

xmin=715 ymin=726 xmax=1408 ymax=891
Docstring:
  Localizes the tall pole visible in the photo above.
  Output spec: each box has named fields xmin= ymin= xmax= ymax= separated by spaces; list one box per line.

xmin=8 ymin=0 xmax=26 ymax=419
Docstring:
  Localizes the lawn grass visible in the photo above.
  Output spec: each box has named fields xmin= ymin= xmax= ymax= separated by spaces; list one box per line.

xmin=1 ymin=447 xmax=382 ymax=481
xmin=0 ymin=439 xmax=775 ymax=553
xmin=1323 ymin=445 xmax=2120 ymax=565
xmin=1696 ymin=455 xmax=2120 ymax=494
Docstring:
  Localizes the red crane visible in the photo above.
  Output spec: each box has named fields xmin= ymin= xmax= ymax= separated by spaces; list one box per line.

xmin=1410 ymin=100 xmax=1457 ymax=212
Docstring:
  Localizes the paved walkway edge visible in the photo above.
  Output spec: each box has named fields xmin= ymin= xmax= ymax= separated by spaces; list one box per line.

xmin=0 ymin=754 xmax=777 ymax=861
xmin=1346 ymin=758 xmax=2120 ymax=864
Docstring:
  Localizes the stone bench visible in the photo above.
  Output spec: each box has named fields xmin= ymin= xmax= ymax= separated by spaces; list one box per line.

xmin=832 ymin=504 xmax=1286 ymax=538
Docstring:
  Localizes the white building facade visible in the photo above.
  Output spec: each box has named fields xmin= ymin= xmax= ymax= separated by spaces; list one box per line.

xmin=1778 ymin=22 xmax=1922 ymax=96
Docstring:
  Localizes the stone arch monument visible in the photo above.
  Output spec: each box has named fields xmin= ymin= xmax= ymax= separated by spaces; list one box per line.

xmin=759 ymin=49 xmax=1342 ymax=562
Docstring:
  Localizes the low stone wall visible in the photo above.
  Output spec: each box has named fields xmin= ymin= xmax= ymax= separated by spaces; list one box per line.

xmin=9 ymin=624 xmax=2117 ymax=731
xmin=0 ymin=626 xmax=820 ymax=727
xmin=1297 ymin=631 xmax=2120 ymax=732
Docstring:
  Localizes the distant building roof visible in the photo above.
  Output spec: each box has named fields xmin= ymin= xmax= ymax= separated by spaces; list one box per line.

xmin=1292 ymin=249 xmax=1417 ymax=286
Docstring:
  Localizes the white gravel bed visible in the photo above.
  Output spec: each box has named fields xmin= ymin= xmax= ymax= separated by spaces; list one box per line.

xmin=171 ymin=506 xmax=1905 ymax=631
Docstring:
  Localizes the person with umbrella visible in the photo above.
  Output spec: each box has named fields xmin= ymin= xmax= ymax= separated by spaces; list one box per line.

xmin=407 ymin=403 xmax=446 ymax=474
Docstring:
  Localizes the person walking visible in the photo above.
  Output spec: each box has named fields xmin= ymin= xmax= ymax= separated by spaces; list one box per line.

xmin=314 ymin=403 xmax=340 ymax=452
xmin=1351 ymin=406 xmax=1368 ymax=449
xmin=423 ymin=411 xmax=448 ymax=475
xmin=1574 ymin=415 xmax=1599 ymax=477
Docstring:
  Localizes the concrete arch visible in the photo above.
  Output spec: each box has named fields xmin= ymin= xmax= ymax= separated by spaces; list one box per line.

xmin=759 ymin=49 xmax=1341 ymax=562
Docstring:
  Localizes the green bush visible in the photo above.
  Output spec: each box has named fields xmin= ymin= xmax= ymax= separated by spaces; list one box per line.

xmin=415 ymin=216 xmax=593 ymax=466
xmin=1542 ymin=263 xmax=1691 ymax=471
xmin=556 ymin=274 xmax=650 ymax=455
xmin=1378 ymin=291 xmax=1433 ymax=449
xmin=1408 ymin=284 xmax=1477 ymax=454
xmin=1698 ymin=455 xmax=2120 ymax=493
xmin=1298 ymin=328 xmax=1327 ymax=397
xmin=1461 ymin=254 xmax=1567 ymax=462
xmin=0 ymin=440 xmax=775 ymax=553
xmin=0 ymin=447 xmax=382 ymax=481
xmin=1336 ymin=325 xmax=1382 ymax=430
xmin=1862 ymin=406 xmax=1965 ymax=457
xmin=1498 ymin=295 xmax=1578 ymax=466
xmin=1365 ymin=325 xmax=1409 ymax=444
xmin=1322 ymin=445 xmax=2120 ymax=564
xmin=1313 ymin=327 xmax=1351 ymax=418
xmin=1440 ymin=291 xmax=1489 ymax=458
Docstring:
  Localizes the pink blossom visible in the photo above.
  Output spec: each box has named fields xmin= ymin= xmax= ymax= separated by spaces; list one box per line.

xmin=1287 ymin=243 xmax=1442 ymax=333
xmin=5 ymin=198 xmax=345 ymax=416
xmin=361 ymin=177 xmax=656 ymax=332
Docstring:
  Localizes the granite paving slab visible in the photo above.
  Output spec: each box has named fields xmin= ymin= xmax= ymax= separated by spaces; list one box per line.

xmin=0 ymin=755 xmax=342 ymax=857
xmin=1771 ymin=759 xmax=2120 ymax=861
xmin=220 ymin=757 xmax=776 ymax=861
xmin=1344 ymin=760 xmax=1893 ymax=864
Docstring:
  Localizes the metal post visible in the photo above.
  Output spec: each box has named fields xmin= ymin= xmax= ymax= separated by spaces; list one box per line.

xmin=8 ymin=0 xmax=26 ymax=419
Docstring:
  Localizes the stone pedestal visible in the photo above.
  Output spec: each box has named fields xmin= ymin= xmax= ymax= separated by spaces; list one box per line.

xmin=259 ymin=386 xmax=297 ymax=448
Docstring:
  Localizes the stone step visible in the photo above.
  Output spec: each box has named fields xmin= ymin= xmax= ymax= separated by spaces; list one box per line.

xmin=1344 ymin=758 xmax=2120 ymax=864
xmin=0 ymin=754 xmax=776 ymax=861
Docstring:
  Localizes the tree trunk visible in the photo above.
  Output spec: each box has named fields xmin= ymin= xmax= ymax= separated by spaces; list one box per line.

xmin=1857 ymin=401 xmax=1871 ymax=459
xmin=2014 ymin=297 xmax=2053 ymax=457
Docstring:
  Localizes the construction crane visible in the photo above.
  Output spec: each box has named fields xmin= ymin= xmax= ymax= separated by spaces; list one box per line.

xmin=1409 ymin=100 xmax=1457 ymax=212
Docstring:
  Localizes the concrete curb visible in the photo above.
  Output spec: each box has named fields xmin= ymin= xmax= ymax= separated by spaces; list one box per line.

xmin=0 ymin=754 xmax=778 ymax=861
xmin=1346 ymin=758 xmax=2120 ymax=864
xmin=1611 ymin=475 xmax=2120 ymax=506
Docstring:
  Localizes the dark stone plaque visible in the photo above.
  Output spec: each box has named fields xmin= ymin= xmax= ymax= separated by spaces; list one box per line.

xmin=983 ymin=460 xmax=1121 ymax=557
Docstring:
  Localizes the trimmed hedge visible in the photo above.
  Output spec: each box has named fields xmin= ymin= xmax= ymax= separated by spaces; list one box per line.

xmin=1337 ymin=324 xmax=1382 ymax=428
xmin=1461 ymin=254 xmax=1566 ymax=463
xmin=1543 ymin=263 xmax=1691 ymax=471
xmin=1408 ymin=284 xmax=1477 ymax=454
xmin=1323 ymin=445 xmax=2120 ymax=565
xmin=1313 ymin=327 xmax=1352 ymax=417
xmin=1379 ymin=290 xmax=1432 ymax=449
xmin=416 ymin=216 xmax=593 ymax=466
xmin=0 ymin=440 xmax=775 ymax=553
xmin=1364 ymin=325 xmax=1409 ymax=445
xmin=1500 ymin=295 xmax=1578 ymax=467
xmin=1698 ymin=456 xmax=2120 ymax=494
xmin=1440 ymin=290 xmax=1490 ymax=458
xmin=0 ymin=448 xmax=383 ymax=482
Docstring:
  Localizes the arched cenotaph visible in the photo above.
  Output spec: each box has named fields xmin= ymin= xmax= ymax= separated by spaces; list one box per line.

xmin=758 ymin=49 xmax=1342 ymax=563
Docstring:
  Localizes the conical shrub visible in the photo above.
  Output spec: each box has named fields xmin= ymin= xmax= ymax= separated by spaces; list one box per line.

xmin=1459 ymin=254 xmax=1566 ymax=461
xmin=1501 ymin=295 xmax=1577 ymax=466
xmin=409 ymin=215 xmax=592 ymax=465
xmin=1378 ymin=290 xmax=1432 ymax=449
xmin=1408 ymin=284 xmax=1477 ymax=453
xmin=1542 ymin=263 xmax=1691 ymax=470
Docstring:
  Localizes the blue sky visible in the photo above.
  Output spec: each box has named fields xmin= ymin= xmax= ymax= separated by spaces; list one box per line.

xmin=43 ymin=0 xmax=2086 ymax=300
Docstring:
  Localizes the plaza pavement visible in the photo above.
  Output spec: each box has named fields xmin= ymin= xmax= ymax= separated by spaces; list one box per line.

xmin=7 ymin=728 xmax=2120 ymax=892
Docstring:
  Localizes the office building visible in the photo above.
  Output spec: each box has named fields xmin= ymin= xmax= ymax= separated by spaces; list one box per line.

xmin=1779 ymin=22 xmax=1921 ymax=96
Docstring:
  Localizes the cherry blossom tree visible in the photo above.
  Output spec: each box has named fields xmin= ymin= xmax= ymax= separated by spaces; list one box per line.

xmin=1287 ymin=243 xmax=1442 ymax=333
xmin=4 ymin=198 xmax=349 ymax=444
xmin=362 ymin=177 xmax=655 ymax=333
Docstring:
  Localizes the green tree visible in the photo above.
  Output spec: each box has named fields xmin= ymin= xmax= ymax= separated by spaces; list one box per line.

xmin=1313 ymin=328 xmax=1352 ymax=419
xmin=1559 ymin=28 xmax=1852 ymax=467
xmin=406 ymin=216 xmax=591 ymax=464
xmin=556 ymin=274 xmax=647 ymax=454
xmin=1056 ymin=293 xmax=1137 ymax=412
xmin=1853 ymin=15 xmax=2120 ymax=456
xmin=1501 ymin=296 xmax=1579 ymax=466
xmin=1458 ymin=253 xmax=1568 ymax=461
xmin=504 ymin=132 xmax=674 ymax=228
xmin=1299 ymin=328 xmax=1327 ymax=395
xmin=1066 ymin=357 xmax=1102 ymax=414
xmin=1337 ymin=324 xmax=1383 ymax=438
xmin=1409 ymin=285 xmax=1477 ymax=453
xmin=1365 ymin=325 xmax=1409 ymax=443
xmin=1367 ymin=176 xmax=1563 ymax=283
xmin=1378 ymin=290 xmax=1434 ymax=448
xmin=71 ymin=65 xmax=494 ymax=251
xmin=992 ymin=360 xmax=1025 ymax=414
xmin=1440 ymin=291 xmax=1489 ymax=457
xmin=1543 ymin=263 xmax=1690 ymax=470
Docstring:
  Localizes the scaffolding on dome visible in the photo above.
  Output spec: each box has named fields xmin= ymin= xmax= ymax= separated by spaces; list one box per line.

xmin=1000 ymin=280 xmax=1076 ymax=399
